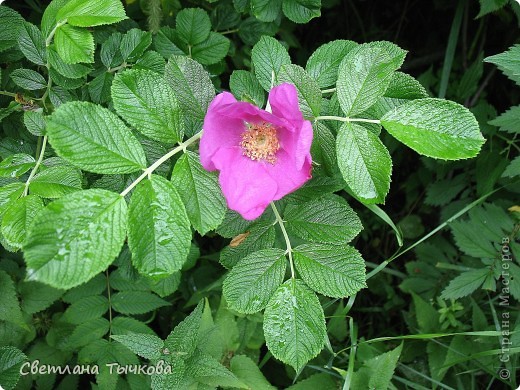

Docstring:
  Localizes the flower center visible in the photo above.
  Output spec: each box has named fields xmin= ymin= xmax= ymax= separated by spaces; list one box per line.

xmin=240 ymin=122 xmax=280 ymax=164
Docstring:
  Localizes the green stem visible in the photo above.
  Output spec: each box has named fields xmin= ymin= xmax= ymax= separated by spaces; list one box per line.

xmin=45 ymin=20 xmax=67 ymax=47
xmin=219 ymin=28 xmax=239 ymax=35
xmin=108 ymin=62 xmax=129 ymax=73
xmin=270 ymin=202 xmax=295 ymax=279
xmin=0 ymin=91 xmax=17 ymax=98
xmin=321 ymin=88 xmax=336 ymax=94
xmin=106 ymin=270 xmax=113 ymax=338
xmin=315 ymin=116 xmax=381 ymax=124
xmin=23 ymin=135 xmax=48 ymax=196
xmin=120 ymin=131 xmax=202 ymax=197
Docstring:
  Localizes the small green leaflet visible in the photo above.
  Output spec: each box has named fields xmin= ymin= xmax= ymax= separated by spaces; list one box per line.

xmin=223 ymin=248 xmax=286 ymax=314
xmin=282 ymin=0 xmax=321 ymax=24
xmin=46 ymin=101 xmax=147 ymax=174
xmin=230 ymin=70 xmax=266 ymax=108
xmin=251 ymin=0 xmax=282 ymax=23
xmin=23 ymin=189 xmax=128 ymax=289
xmin=0 ymin=346 xmax=27 ymax=390
xmin=190 ymin=32 xmax=230 ymax=66
xmin=176 ymin=8 xmax=211 ymax=46
xmin=485 ymin=44 xmax=520 ymax=86
xmin=23 ymin=111 xmax=46 ymax=136
xmin=0 ymin=5 xmax=24 ymax=52
xmin=165 ymin=300 xmax=203 ymax=358
xmin=29 ymin=166 xmax=82 ymax=198
xmin=284 ymin=195 xmax=363 ymax=244
xmin=112 ymin=69 xmax=184 ymax=144
xmin=0 ymin=154 xmax=35 ymax=178
xmin=128 ymin=175 xmax=192 ymax=279
xmin=62 ymin=295 xmax=109 ymax=324
xmin=278 ymin=64 xmax=321 ymax=118
xmin=120 ymin=28 xmax=152 ymax=62
xmin=18 ymin=22 xmax=46 ymax=66
xmin=293 ymin=244 xmax=366 ymax=298
xmin=336 ymin=122 xmax=392 ymax=203
xmin=351 ymin=343 xmax=403 ymax=389
xmin=489 ymin=105 xmax=520 ymax=134
xmin=0 ymin=270 xmax=25 ymax=327
xmin=171 ymin=151 xmax=226 ymax=235
xmin=110 ymin=291 xmax=170 ymax=315
xmin=47 ymin=46 xmax=92 ymax=79
xmin=56 ymin=0 xmax=127 ymax=27
xmin=230 ymin=355 xmax=276 ymax=390
xmin=10 ymin=69 xmax=47 ymax=90
xmin=1 ymin=195 xmax=44 ymax=249
xmin=54 ymin=24 xmax=94 ymax=64
xmin=263 ymin=279 xmax=326 ymax=371
xmin=111 ymin=333 xmax=164 ymax=360
xmin=251 ymin=36 xmax=291 ymax=91
xmin=381 ymin=98 xmax=485 ymax=160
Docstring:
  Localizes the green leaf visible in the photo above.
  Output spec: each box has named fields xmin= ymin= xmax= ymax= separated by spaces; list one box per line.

xmin=54 ymin=24 xmax=94 ymax=64
xmin=381 ymin=98 xmax=485 ymax=160
xmin=62 ymin=295 xmax=109 ymax=324
xmin=485 ymin=44 xmax=520 ymax=86
xmin=238 ymin=17 xmax=278 ymax=46
xmin=191 ymin=32 xmax=230 ymax=66
xmin=10 ymin=69 xmax=47 ymax=90
xmin=30 ymin=166 xmax=82 ymax=198
xmin=450 ymin=219 xmax=497 ymax=258
xmin=278 ymin=64 xmax=321 ymax=118
xmin=56 ymin=0 xmax=127 ymax=27
xmin=0 ymin=270 xmax=24 ymax=327
xmin=101 ymin=32 xmax=123 ymax=68
xmin=18 ymin=281 xmax=63 ymax=314
xmin=1 ymin=195 xmax=43 ymax=249
xmin=111 ymin=316 xmax=156 ymax=336
xmin=176 ymin=8 xmax=211 ymax=46
xmin=153 ymin=26 xmax=185 ymax=59
xmin=223 ymin=248 xmax=286 ymax=314
xmin=120 ymin=28 xmax=152 ymax=62
xmin=0 ymin=346 xmax=27 ymax=390
xmin=441 ymin=268 xmax=491 ymax=300
xmin=412 ymin=292 xmax=439 ymax=333
xmin=282 ymin=0 xmax=321 ymax=24
xmin=284 ymin=195 xmax=363 ymax=244
xmin=293 ymin=244 xmax=366 ymax=298
xmin=0 ymin=154 xmax=35 ymax=178
xmin=111 ymin=291 xmax=170 ymax=315
xmin=219 ymin=221 xmax=276 ymax=269
xmin=111 ymin=333 xmax=164 ymax=360
xmin=0 ymin=183 xmax=25 ymax=215
xmin=489 ymin=105 xmax=520 ymax=134
xmin=128 ymin=175 xmax=191 ymax=278
xmin=67 ymin=317 xmax=110 ymax=348
xmin=164 ymin=56 xmax=215 ymax=137
xmin=251 ymin=36 xmax=291 ymax=91
xmin=112 ymin=69 xmax=183 ymax=144
xmin=185 ymin=350 xmax=246 ymax=388
xmin=134 ymin=51 xmax=166 ymax=74
xmin=88 ymin=72 xmax=114 ymax=104
xmin=476 ymin=0 xmax=508 ymax=18
xmin=48 ymin=47 xmax=92 ymax=79
xmin=230 ymin=355 xmax=276 ymax=390
xmin=336 ymin=122 xmax=392 ymax=203
xmin=306 ymin=40 xmax=358 ymax=89
xmin=23 ymin=111 xmax=46 ymax=136
xmin=351 ymin=344 xmax=403 ymax=390
xmin=18 ymin=22 xmax=46 ymax=66
xmin=503 ymin=156 xmax=520 ymax=178
xmin=46 ymin=101 xmax=147 ymax=174
xmin=0 ymin=6 xmax=24 ymax=53
xmin=251 ymin=0 xmax=282 ymax=22
xmin=337 ymin=43 xmax=404 ymax=116
xmin=171 ymin=151 xmax=226 ymax=235
xmin=230 ymin=70 xmax=266 ymax=107
xmin=384 ymin=72 xmax=428 ymax=99
xmin=23 ymin=189 xmax=128 ymax=289
xmin=263 ymin=279 xmax=326 ymax=371
xmin=165 ymin=301 xmax=204 ymax=359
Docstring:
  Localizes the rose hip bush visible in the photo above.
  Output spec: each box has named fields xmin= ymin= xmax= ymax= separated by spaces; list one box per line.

xmin=0 ymin=0 xmax=518 ymax=389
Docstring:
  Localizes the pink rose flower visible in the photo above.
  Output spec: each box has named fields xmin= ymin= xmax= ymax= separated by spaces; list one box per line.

xmin=200 ymin=83 xmax=313 ymax=220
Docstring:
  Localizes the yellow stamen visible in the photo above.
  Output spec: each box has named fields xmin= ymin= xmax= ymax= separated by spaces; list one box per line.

xmin=240 ymin=122 xmax=280 ymax=164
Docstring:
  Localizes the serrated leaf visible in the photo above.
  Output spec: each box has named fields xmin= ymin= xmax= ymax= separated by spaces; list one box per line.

xmin=176 ymin=8 xmax=211 ymax=46
xmin=0 ymin=154 xmax=35 ymax=178
xmin=0 ymin=183 xmax=25 ymax=215
xmin=153 ymin=26 xmax=185 ymax=59
xmin=384 ymin=72 xmax=428 ymax=99
xmin=0 ymin=6 xmax=24 ymax=52
xmin=485 ymin=44 xmax=520 ymax=86
xmin=18 ymin=281 xmax=63 ymax=314
xmin=238 ymin=17 xmax=278 ymax=46
xmin=450 ymin=219 xmax=497 ymax=258
xmin=251 ymin=36 xmax=291 ymax=91
xmin=63 ymin=295 xmax=109 ymax=324
xmin=134 ymin=51 xmax=165 ymax=74
xmin=336 ymin=122 xmax=392 ymax=203
xmin=337 ymin=44 xmax=403 ymax=116
xmin=293 ymin=244 xmax=366 ymax=298
xmin=101 ymin=32 xmax=123 ymax=69
xmin=230 ymin=355 xmax=276 ymax=390
xmin=67 ymin=317 xmax=110 ymax=348
xmin=191 ymin=32 xmax=230 ymax=66
xmin=381 ymin=98 xmax=485 ymax=159
xmin=441 ymin=268 xmax=491 ymax=299
xmin=55 ymin=24 xmax=94 ymax=64
xmin=230 ymin=70 xmax=266 ymax=107
xmin=503 ymin=156 xmax=520 ymax=178
xmin=306 ymin=40 xmax=358 ymax=89
xmin=264 ymin=279 xmax=326 ymax=371
xmin=56 ymin=0 xmax=127 ymax=27
xmin=23 ymin=189 xmax=128 ymax=289
xmin=111 ymin=333 xmax=164 ymax=360
xmin=164 ymin=56 xmax=215 ymax=137
xmin=282 ymin=0 xmax=321 ymax=23
xmin=278 ymin=64 xmax=321 ymax=118
xmin=0 ymin=346 xmax=26 ymax=390
xmin=1 ymin=195 xmax=43 ymax=249
xmin=112 ymin=69 xmax=183 ymax=144
xmin=48 ymin=46 xmax=91 ymax=79
xmin=220 ymin=221 xmax=276 ymax=269
xmin=476 ymin=0 xmax=508 ymax=18
xmin=351 ymin=344 xmax=403 ymax=390
xmin=88 ymin=72 xmax=114 ymax=104
xmin=185 ymin=350 xmax=247 ymax=388
xmin=489 ymin=105 xmax=520 ymax=134
xmin=30 ymin=166 xmax=82 ymax=198
xmin=61 ymin=273 xmax=105 ymax=303
xmin=23 ymin=111 xmax=45 ymax=136
xmin=128 ymin=175 xmax=191 ymax=279
xmin=46 ymin=101 xmax=147 ymax=174
xmin=251 ymin=0 xmax=282 ymax=22
xmin=0 ymin=270 xmax=24 ymax=327
xmin=284 ymin=196 xmax=362 ymax=244
xmin=171 ymin=151 xmax=226 ymax=235
xmin=18 ymin=22 xmax=46 ymax=66
xmin=120 ymin=28 xmax=152 ymax=62
xmin=10 ymin=69 xmax=47 ymax=90
xmin=110 ymin=291 xmax=170 ymax=315
xmin=111 ymin=316 xmax=156 ymax=336
xmin=165 ymin=300 xmax=204 ymax=358
xmin=223 ymin=248 xmax=286 ymax=314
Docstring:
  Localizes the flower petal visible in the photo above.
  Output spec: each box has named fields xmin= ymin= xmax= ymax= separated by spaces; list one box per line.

xmin=214 ymin=147 xmax=278 ymax=220
xmin=264 ymin=149 xmax=312 ymax=199
xmin=268 ymin=83 xmax=303 ymax=123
